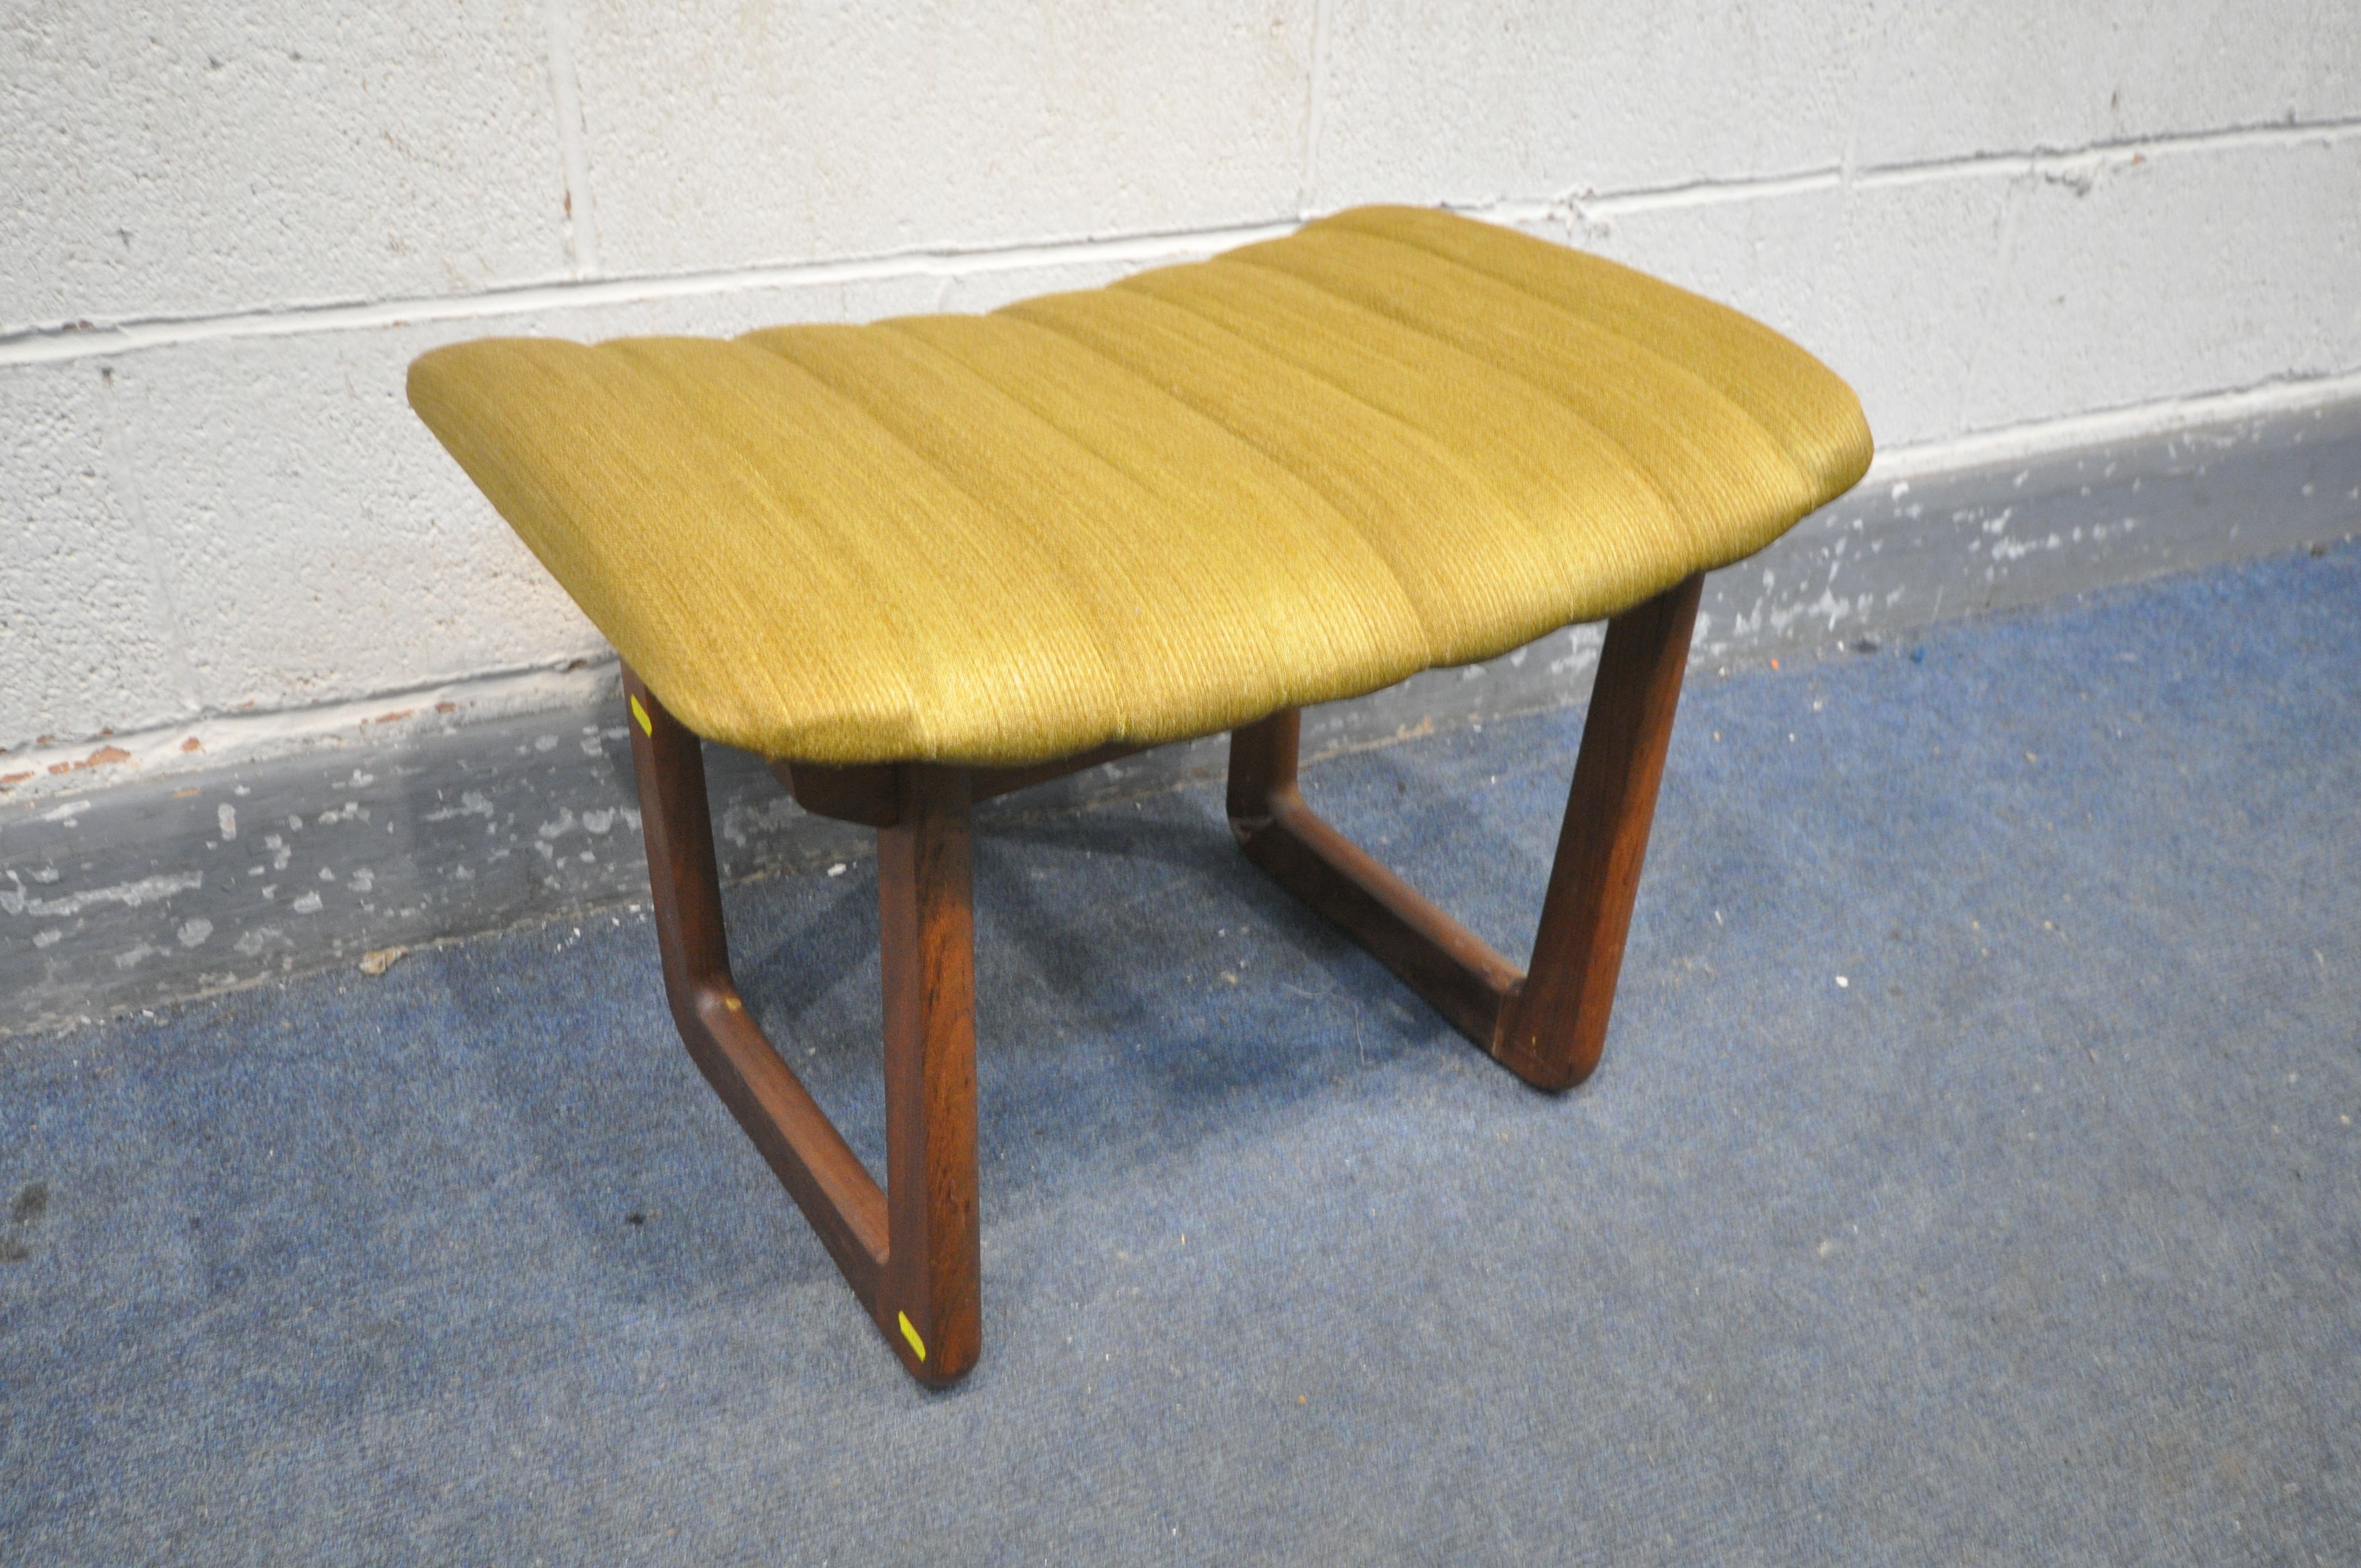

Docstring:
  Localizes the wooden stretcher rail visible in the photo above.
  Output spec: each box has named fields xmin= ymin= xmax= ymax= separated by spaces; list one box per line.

xmin=622 ymin=571 xmax=1702 ymax=1386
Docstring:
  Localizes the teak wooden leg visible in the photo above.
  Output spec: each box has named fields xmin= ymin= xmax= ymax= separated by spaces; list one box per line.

xmin=1227 ymin=573 xmax=1702 ymax=1091
xmin=624 ymin=668 xmax=980 ymax=1387
xmin=617 ymin=571 xmax=1699 ymax=1384
xmin=875 ymin=766 xmax=982 ymax=1381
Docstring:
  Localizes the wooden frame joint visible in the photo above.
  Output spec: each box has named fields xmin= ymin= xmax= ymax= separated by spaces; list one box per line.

xmin=625 ymin=669 xmax=981 ymax=1387
xmin=1226 ymin=574 xmax=1702 ymax=1091
xmin=616 ymin=570 xmax=1701 ymax=1384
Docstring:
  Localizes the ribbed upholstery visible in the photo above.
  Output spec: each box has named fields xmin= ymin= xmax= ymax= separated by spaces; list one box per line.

xmin=407 ymin=205 xmax=1872 ymax=766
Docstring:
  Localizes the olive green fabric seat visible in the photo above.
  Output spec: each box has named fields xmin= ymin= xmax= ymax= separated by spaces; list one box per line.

xmin=408 ymin=205 xmax=1872 ymax=767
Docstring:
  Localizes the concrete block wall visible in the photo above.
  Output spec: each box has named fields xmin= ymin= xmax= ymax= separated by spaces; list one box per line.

xmin=4 ymin=1 xmax=2358 ymax=781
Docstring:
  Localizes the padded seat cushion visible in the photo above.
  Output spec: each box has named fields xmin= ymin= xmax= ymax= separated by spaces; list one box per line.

xmin=407 ymin=205 xmax=1872 ymax=766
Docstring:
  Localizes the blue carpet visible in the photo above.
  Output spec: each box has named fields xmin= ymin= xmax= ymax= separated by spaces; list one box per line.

xmin=3 ymin=544 xmax=2357 ymax=1565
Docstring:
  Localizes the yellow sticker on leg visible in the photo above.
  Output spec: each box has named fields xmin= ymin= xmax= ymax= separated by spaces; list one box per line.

xmin=630 ymin=693 xmax=652 ymax=736
xmin=898 ymin=1311 xmax=927 ymax=1362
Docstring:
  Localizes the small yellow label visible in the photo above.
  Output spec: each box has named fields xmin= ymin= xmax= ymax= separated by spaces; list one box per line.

xmin=898 ymin=1311 xmax=927 ymax=1362
xmin=630 ymin=693 xmax=652 ymax=736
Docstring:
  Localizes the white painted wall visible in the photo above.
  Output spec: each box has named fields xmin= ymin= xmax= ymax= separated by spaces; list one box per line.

xmin=4 ymin=1 xmax=2357 ymax=780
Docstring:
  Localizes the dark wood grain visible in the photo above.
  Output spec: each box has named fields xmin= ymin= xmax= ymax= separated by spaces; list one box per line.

xmin=624 ymin=670 xmax=891 ymax=1306
xmin=622 ymin=574 xmax=1698 ymax=1386
xmin=1228 ymin=709 xmax=1522 ymax=1046
xmin=1496 ymin=573 xmax=1702 ymax=1088
xmin=1225 ymin=574 xmax=1701 ymax=1091
xmin=631 ymin=669 xmax=987 ymax=1387
xmin=876 ymin=764 xmax=982 ymax=1386
xmin=773 ymin=759 xmax=900 ymax=827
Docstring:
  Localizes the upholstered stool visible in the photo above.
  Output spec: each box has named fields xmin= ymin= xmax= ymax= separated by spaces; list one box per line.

xmin=409 ymin=205 xmax=1872 ymax=1385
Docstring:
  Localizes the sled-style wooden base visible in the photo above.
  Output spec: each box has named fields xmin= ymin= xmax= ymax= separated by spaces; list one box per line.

xmin=622 ymin=573 xmax=1701 ymax=1387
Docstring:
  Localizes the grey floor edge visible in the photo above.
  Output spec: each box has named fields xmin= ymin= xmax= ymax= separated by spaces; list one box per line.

xmin=4 ymin=397 xmax=2358 ymax=1035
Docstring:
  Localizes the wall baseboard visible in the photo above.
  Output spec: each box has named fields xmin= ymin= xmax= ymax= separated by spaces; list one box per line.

xmin=4 ymin=398 xmax=2355 ymax=1036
